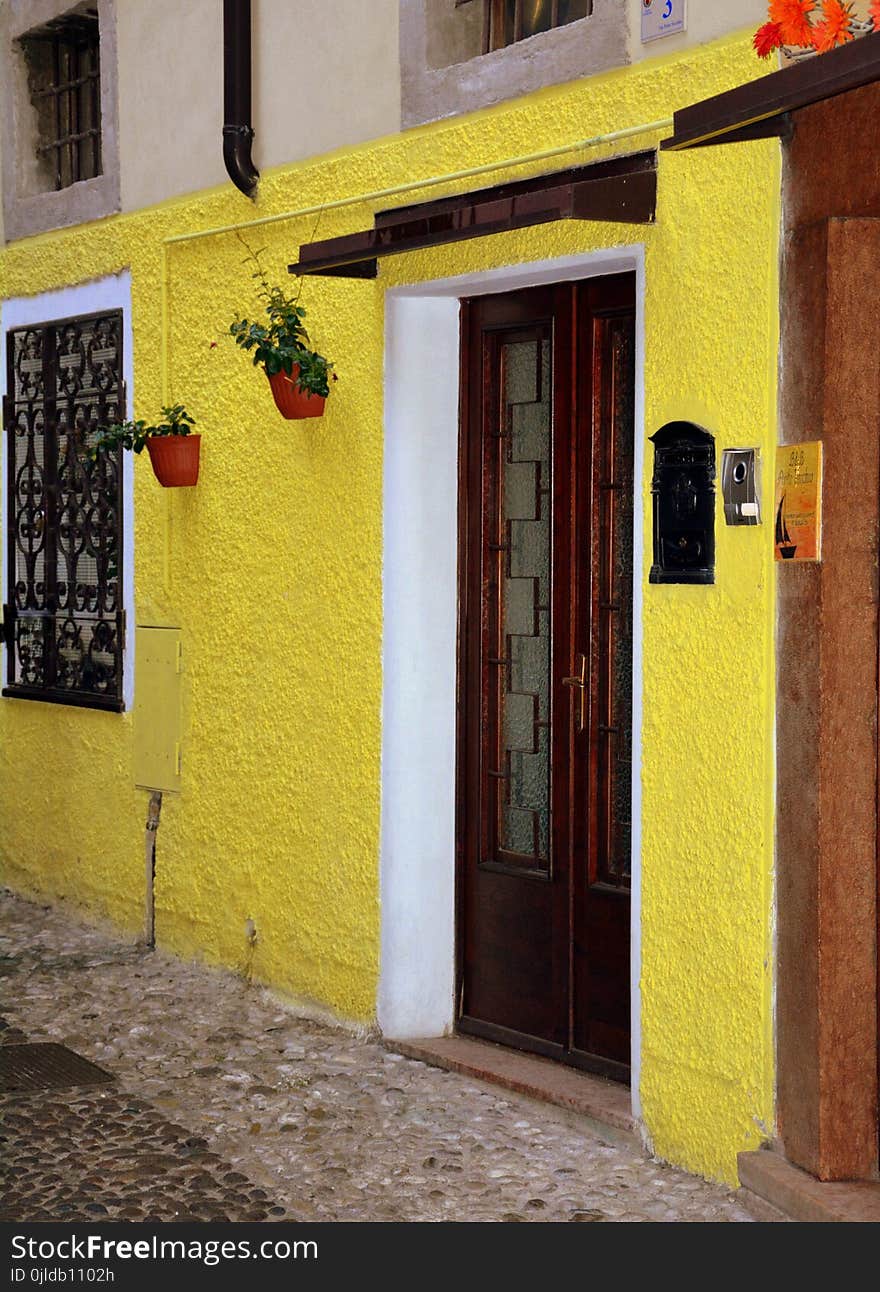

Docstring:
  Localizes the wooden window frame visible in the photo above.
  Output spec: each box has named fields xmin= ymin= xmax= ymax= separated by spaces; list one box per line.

xmin=455 ymin=0 xmax=593 ymax=55
xmin=484 ymin=0 xmax=593 ymax=53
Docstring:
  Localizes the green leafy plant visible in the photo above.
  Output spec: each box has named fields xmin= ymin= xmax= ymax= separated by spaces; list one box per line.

xmin=88 ymin=404 xmax=196 ymax=459
xmin=228 ymin=237 xmax=335 ymax=398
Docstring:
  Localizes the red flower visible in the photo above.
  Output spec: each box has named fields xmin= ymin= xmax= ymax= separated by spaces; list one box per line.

xmin=811 ymin=0 xmax=854 ymax=51
xmin=769 ymin=0 xmax=815 ymax=46
xmin=754 ymin=20 xmax=784 ymax=57
xmin=870 ymin=0 xmax=880 ymax=30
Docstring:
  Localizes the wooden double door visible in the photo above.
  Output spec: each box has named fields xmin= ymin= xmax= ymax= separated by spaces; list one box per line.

xmin=457 ymin=275 xmax=635 ymax=1079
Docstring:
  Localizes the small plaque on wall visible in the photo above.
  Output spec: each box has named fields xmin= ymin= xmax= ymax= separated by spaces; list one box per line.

xmin=774 ymin=442 xmax=822 ymax=562
xmin=641 ymin=0 xmax=686 ymax=42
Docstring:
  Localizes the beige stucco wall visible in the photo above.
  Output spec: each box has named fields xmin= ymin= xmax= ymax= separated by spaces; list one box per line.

xmin=116 ymin=0 xmax=221 ymax=212
xmin=3 ymin=0 xmax=774 ymax=225
xmin=117 ymin=0 xmax=401 ymax=214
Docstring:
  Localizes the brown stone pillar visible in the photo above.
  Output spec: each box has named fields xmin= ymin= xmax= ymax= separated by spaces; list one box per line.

xmin=777 ymin=216 xmax=880 ymax=1180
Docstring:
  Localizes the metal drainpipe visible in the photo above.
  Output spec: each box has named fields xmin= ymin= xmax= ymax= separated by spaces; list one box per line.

xmin=223 ymin=0 xmax=259 ymax=199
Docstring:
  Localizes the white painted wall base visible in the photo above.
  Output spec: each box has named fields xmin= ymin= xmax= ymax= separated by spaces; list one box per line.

xmin=378 ymin=249 xmax=645 ymax=1120
xmin=377 ymin=294 xmax=460 ymax=1040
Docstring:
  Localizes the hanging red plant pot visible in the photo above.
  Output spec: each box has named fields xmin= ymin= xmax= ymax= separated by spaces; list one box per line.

xmin=267 ymin=366 xmax=326 ymax=420
xmin=146 ymin=434 xmax=201 ymax=487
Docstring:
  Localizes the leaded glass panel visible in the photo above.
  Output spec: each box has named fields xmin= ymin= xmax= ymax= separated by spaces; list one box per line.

xmin=493 ymin=336 xmax=552 ymax=870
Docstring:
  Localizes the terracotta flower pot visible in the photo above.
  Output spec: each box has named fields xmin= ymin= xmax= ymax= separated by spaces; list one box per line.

xmin=267 ymin=366 xmax=326 ymax=419
xmin=146 ymin=434 xmax=201 ymax=487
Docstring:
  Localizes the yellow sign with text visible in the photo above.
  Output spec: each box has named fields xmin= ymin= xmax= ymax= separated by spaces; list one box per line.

xmin=774 ymin=442 xmax=822 ymax=562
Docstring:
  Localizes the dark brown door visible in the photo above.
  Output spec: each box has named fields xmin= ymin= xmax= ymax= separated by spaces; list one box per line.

xmin=457 ymin=275 xmax=635 ymax=1080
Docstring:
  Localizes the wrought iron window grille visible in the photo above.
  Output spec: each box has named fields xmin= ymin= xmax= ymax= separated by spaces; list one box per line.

xmin=19 ymin=10 xmax=102 ymax=192
xmin=3 ymin=311 xmax=125 ymax=711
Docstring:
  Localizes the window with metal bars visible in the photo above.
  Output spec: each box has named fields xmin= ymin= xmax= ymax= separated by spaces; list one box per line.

xmin=19 ymin=10 xmax=102 ymax=192
xmin=459 ymin=0 xmax=592 ymax=52
xmin=3 ymin=312 xmax=125 ymax=711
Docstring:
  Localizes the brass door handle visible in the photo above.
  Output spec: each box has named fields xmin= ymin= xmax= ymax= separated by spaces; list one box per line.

xmin=562 ymin=652 xmax=587 ymax=733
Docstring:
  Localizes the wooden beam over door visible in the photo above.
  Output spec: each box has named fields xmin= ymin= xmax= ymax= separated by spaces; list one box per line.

xmin=288 ymin=151 xmax=657 ymax=278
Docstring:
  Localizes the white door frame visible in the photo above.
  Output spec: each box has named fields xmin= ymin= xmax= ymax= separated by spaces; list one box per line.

xmin=378 ymin=246 xmax=646 ymax=1118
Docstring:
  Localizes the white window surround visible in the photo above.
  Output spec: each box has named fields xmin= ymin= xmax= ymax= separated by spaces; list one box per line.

xmin=378 ymin=245 xmax=646 ymax=1119
xmin=0 ymin=271 xmax=135 ymax=711
xmin=400 ymin=0 xmax=628 ymax=128
xmin=1 ymin=0 xmax=120 ymax=243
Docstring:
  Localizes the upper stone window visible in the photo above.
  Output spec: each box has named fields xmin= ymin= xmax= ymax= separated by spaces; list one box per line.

xmin=19 ymin=8 xmax=102 ymax=192
xmin=1 ymin=0 xmax=119 ymax=243
xmin=402 ymin=0 xmax=625 ymax=129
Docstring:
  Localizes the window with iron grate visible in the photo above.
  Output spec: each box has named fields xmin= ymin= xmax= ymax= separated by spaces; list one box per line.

xmin=3 ymin=312 xmax=125 ymax=711
xmin=19 ymin=9 xmax=102 ymax=192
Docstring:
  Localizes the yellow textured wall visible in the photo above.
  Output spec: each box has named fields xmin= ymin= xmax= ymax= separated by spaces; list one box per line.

xmin=638 ymin=140 xmax=779 ymax=1181
xmin=0 ymin=31 xmax=777 ymax=1182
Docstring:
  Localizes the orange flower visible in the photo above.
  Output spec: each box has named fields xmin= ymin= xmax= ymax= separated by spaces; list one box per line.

xmin=769 ymin=0 xmax=815 ymax=46
xmin=811 ymin=0 xmax=854 ymax=51
xmin=754 ymin=20 xmax=784 ymax=56
xmin=870 ymin=0 xmax=880 ymax=30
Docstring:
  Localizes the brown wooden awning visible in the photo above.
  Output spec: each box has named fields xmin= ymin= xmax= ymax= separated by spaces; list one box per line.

xmin=289 ymin=151 xmax=657 ymax=278
xmin=663 ymin=32 xmax=880 ymax=151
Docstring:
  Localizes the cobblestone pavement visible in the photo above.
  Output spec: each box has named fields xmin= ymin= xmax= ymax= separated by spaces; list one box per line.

xmin=1 ymin=890 xmax=753 ymax=1223
xmin=0 ymin=1083 xmax=287 ymax=1223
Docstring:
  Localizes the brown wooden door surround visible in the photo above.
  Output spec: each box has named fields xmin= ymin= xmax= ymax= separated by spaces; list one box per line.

xmin=457 ymin=276 xmax=635 ymax=1080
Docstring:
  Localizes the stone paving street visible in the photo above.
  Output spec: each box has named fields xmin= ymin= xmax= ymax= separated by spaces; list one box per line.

xmin=0 ymin=890 xmax=753 ymax=1223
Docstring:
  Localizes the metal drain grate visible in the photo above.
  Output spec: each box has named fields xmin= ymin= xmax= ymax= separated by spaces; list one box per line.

xmin=0 ymin=1043 xmax=114 ymax=1094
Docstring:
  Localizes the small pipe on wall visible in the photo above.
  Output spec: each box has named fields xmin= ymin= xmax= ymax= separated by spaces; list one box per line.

xmin=223 ymin=0 xmax=260 ymax=199
xmin=144 ymin=791 xmax=162 ymax=947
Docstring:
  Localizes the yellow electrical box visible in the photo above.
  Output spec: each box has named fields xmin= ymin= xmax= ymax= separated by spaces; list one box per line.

xmin=133 ymin=626 xmax=182 ymax=792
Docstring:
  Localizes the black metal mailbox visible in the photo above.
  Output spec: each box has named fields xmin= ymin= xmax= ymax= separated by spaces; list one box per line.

xmin=649 ymin=422 xmax=715 ymax=585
